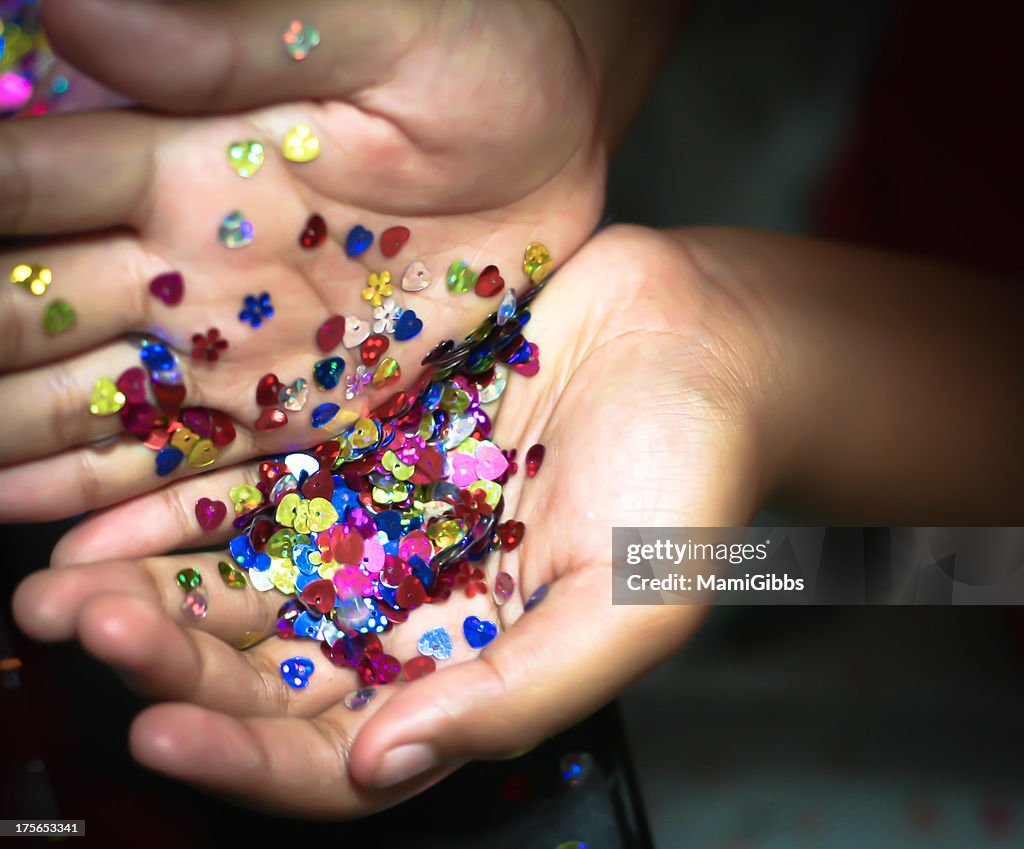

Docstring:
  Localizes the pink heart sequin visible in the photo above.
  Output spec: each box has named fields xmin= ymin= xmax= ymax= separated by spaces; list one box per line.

xmin=194 ymin=497 xmax=227 ymax=531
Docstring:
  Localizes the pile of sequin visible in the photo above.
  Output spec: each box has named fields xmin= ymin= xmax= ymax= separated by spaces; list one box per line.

xmin=194 ymin=279 xmax=550 ymax=703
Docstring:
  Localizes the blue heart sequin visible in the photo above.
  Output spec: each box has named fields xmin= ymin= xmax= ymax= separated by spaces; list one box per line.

xmin=155 ymin=446 xmax=184 ymax=476
xmin=462 ymin=616 xmax=497 ymax=649
xmin=280 ymin=656 xmax=315 ymax=690
xmin=311 ymin=403 xmax=340 ymax=428
xmin=345 ymin=225 xmax=373 ymax=258
xmin=417 ymin=627 xmax=454 ymax=660
xmin=393 ymin=309 xmax=423 ymax=341
xmin=141 ymin=342 xmax=176 ymax=373
xmin=313 ymin=357 xmax=345 ymax=391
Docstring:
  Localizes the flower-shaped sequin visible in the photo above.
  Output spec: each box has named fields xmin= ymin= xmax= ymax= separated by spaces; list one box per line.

xmin=191 ymin=328 xmax=229 ymax=362
xmin=362 ymin=272 xmax=393 ymax=308
xmin=372 ymin=298 xmax=402 ymax=335
xmin=346 ymin=365 xmax=371 ymax=400
xmin=239 ymin=292 xmax=274 ymax=328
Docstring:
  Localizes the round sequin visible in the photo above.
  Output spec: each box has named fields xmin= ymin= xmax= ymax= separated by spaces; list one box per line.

xmin=282 ymin=19 xmax=320 ymax=61
xmin=219 ymin=211 xmax=254 ymax=248
xmin=10 ymin=264 xmax=52 ymax=296
xmin=283 ymin=124 xmax=321 ymax=163
xmin=227 ymin=141 xmax=265 ymax=178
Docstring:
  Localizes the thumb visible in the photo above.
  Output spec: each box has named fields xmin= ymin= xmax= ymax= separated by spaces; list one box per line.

xmin=42 ymin=0 xmax=422 ymax=113
xmin=348 ymin=568 xmax=704 ymax=789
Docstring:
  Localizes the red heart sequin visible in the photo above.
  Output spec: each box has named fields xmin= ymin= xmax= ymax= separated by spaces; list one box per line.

xmin=254 ymin=408 xmax=287 ymax=430
xmin=299 ymin=214 xmax=327 ymax=249
xmin=301 ymin=468 xmax=334 ymax=500
xmin=149 ymin=271 xmax=184 ymax=306
xmin=194 ymin=497 xmax=227 ymax=531
xmin=300 ymin=579 xmax=336 ymax=615
xmin=403 ymin=655 xmax=436 ymax=681
xmin=510 ymin=343 xmax=540 ymax=377
xmin=315 ymin=315 xmax=346 ymax=353
xmin=180 ymin=407 xmax=212 ymax=437
xmin=333 ymin=529 xmax=364 ymax=565
xmin=151 ymin=382 xmax=186 ymax=418
xmin=210 ymin=411 xmax=237 ymax=446
xmin=411 ymin=447 xmax=444 ymax=484
xmin=379 ymin=225 xmax=410 ymax=258
xmin=255 ymin=374 xmax=283 ymax=407
xmin=259 ymin=460 xmax=288 ymax=481
xmin=116 ymin=368 xmax=147 ymax=404
xmin=475 ymin=264 xmax=505 ymax=297
xmin=396 ymin=575 xmax=426 ymax=609
xmin=249 ymin=518 xmax=274 ymax=552
xmin=360 ymin=334 xmax=389 ymax=366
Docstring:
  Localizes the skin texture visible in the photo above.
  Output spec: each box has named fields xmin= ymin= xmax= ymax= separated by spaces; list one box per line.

xmin=0 ymin=0 xmax=611 ymax=519
xmin=14 ymin=224 xmax=759 ymax=815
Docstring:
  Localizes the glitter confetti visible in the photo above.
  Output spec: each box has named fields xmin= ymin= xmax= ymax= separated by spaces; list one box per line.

xmin=239 ymin=292 xmax=274 ymax=327
xmin=463 ymin=615 xmax=498 ymax=649
xmin=559 ymin=752 xmax=594 ymax=788
xmin=191 ymin=328 xmax=229 ymax=362
xmin=475 ymin=264 xmax=504 ymax=297
xmin=181 ymin=589 xmax=209 ymax=619
xmin=299 ymin=213 xmax=327 ymax=248
xmin=10 ymin=263 xmax=51 ymax=296
xmin=88 ymin=377 xmax=125 ymax=416
xmin=362 ymin=271 xmax=392 ymax=307
xmin=282 ymin=19 xmax=320 ymax=61
xmin=175 ymin=567 xmax=202 ymax=591
xmin=446 ymin=259 xmax=477 ymax=294
xmin=282 ymin=124 xmax=320 ymax=163
xmin=345 ymin=225 xmax=373 ymax=257
xmin=227 ymin=140 xmax=265 ymax=178
xmin=344 ymin=687 xmax=377 ymax=711
xmin=194 ymin=498 xmax=226 ymax=531
xmin=379 ymin=225 xmax=410 ymax=258
xmin=219 ymin=561 xmax=247 ymax=589
xmin=313 ymin=358 xmax=345 ymax=391
xmin=279 ymin=378 xmax=309 ymax=411
xmin=42 ymin=299 xmax=76 ymax=335
xmin=402 ymin=260 xmax=431 ymax=292
xmin=280 ymin=657 xmax=315 ymax=689
xmin=219 ymin=211 xmax=254 ymax=248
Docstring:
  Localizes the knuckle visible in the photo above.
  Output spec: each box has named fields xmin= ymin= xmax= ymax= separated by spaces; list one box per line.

xmin=46 ymin=362 xmax=85 ymax=447
xmin=0 ymin=128 xmax=32 ymax=233
xmin=74 ymin=448 xmax=104 ymax=512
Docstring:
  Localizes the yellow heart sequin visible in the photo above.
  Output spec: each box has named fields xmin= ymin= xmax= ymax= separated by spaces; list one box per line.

xmin=227 ymin=140 xmax=265 ymax=178
xmin=188 ymin=438 xmax=218 ymax=468
xmin=522 ymin=242 xmax=552 ymax=278
xmin=230 ymin=484 xmax=262 ymax=514
xmin=88 ymin=377 xmax=125 ymax=416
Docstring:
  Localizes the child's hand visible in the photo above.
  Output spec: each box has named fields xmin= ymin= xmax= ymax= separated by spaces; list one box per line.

xmin=13 ymin=225 xmax=761 ymax=815
xmin=0 ymin=0 xmax=607 ymax=520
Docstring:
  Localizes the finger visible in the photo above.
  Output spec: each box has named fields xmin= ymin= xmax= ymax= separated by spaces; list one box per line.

xmin=52 ymin=463 xmax=261 ymax=567
xmin=0 ymin=340 xmax=165 ymax=466
xmin=43 ymin=0 xmax=417 ymax=114
xmin=0 ymin=234 xmax=158 ymax=371
xmin=349 ymin=568 xmax=704 ymax=789
xmin=0 ymin=428 xmax=255 ymax=522
xmin=0 ymin=110 xmax=165 ymax=236
xmin=13 ymin=555 xmax=280 ymax=647
xmin=129 ymin=702 xmax=452 ymax=817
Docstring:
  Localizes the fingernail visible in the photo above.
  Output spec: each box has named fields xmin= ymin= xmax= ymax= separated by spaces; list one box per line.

xmin=373 ymin=743 xmax=439 ymax=788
